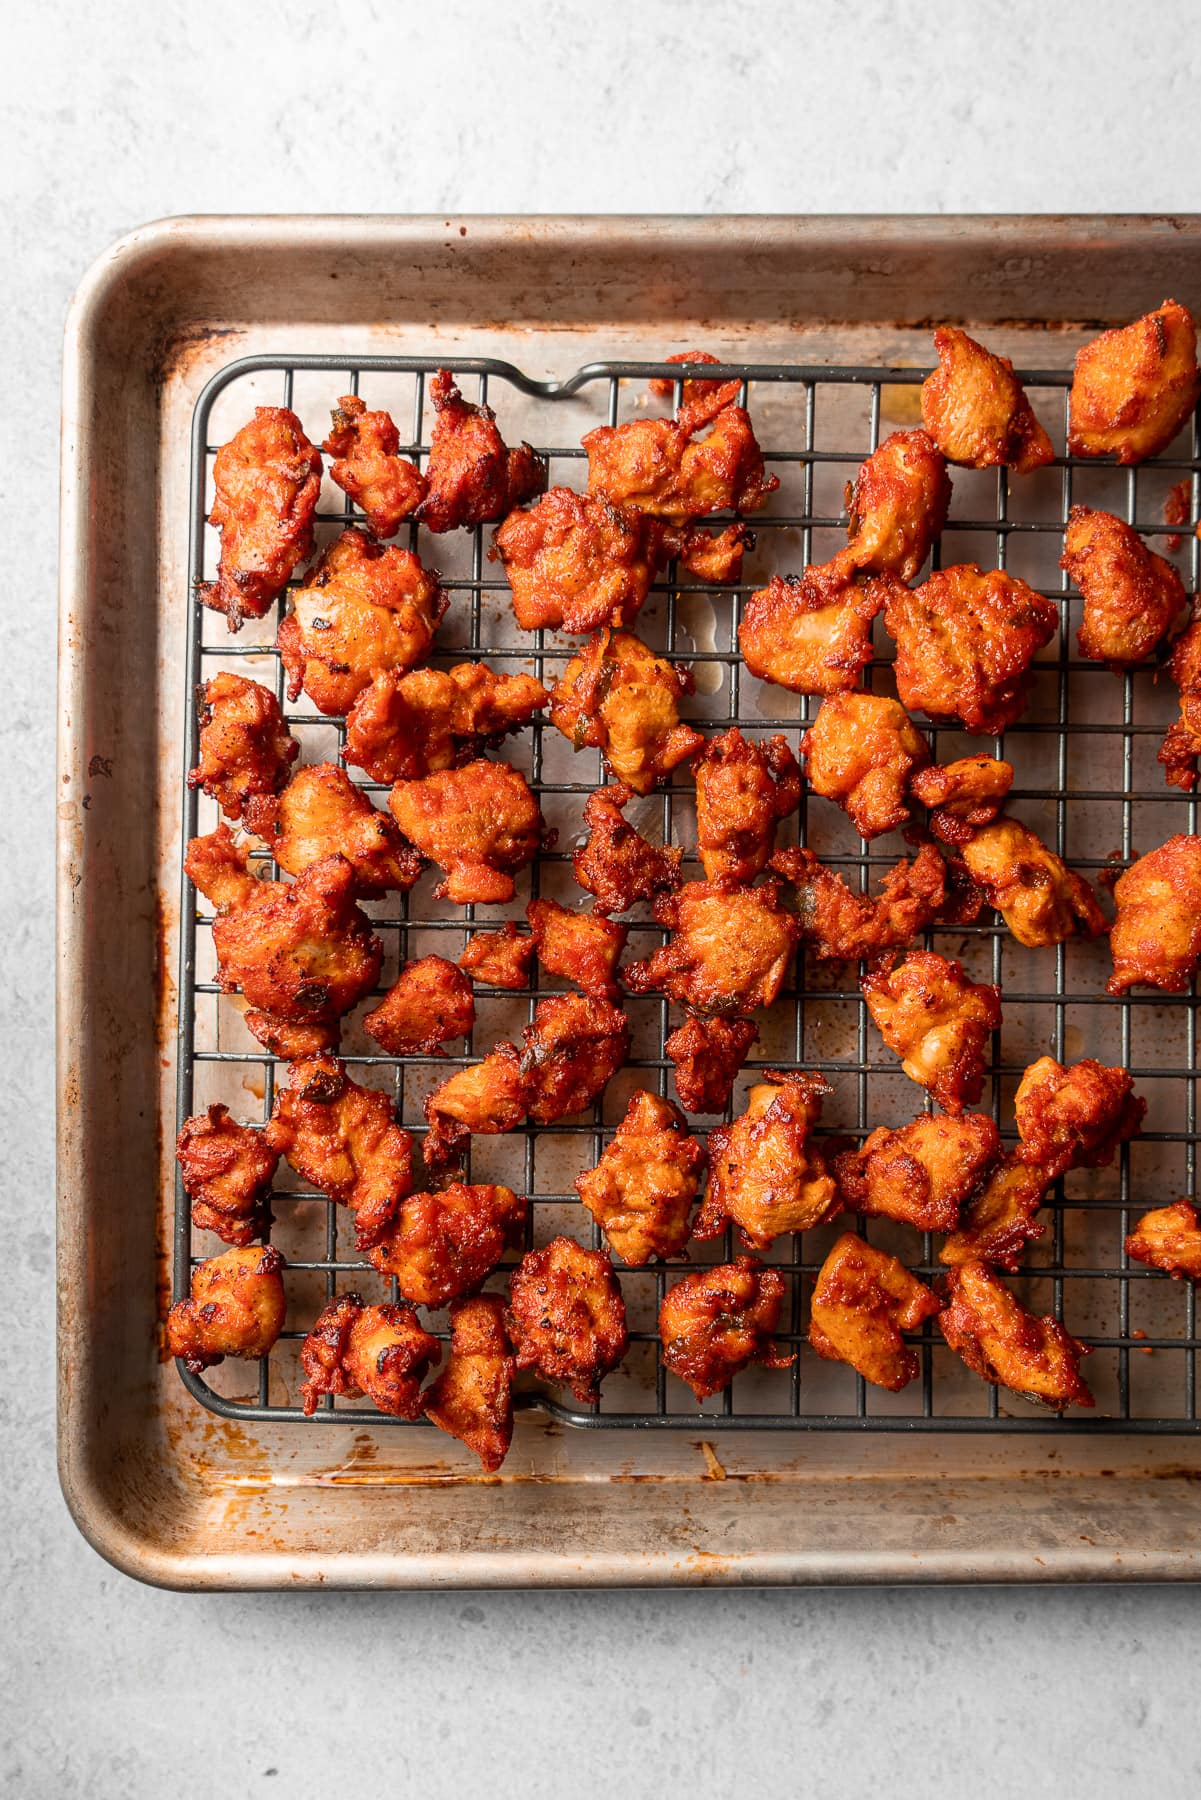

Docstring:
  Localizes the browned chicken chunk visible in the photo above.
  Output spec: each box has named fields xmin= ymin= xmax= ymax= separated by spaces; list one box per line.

xmin=422 ymin=1295 xmax=516 ymax=1471
xmin=739 ymin=556 xmax=896 ymax=696
xmin=1159 ymin=619 xmax=1201 ymax=791
xmin=862 ymin=950 xmax=1001 ymax=1114
xmin=910 ymin=755 xmax=1014 ymax=847
xmin=844 ymin=429 xmax=951 ymax=580
xmin=624 ymin=880 xmax=799 ymax=1016
xmin=1108 ymin=833 xmax=1201 ymax=994
xmin=962 ymin=818 xmax=1106 ymax=948
xmin=187 ymin=672 xmax=298 ymax=821
xmin=527 ymin=897 xmax=628 ymax=999
xmin=773 ymin=842 xmax=961 ymax=962
xmin=693 ymin=728 xmax=802 ymax=885
xmin=664 ymin=1014 xmax=759 ymax=1114
xmin=264 ymin=1056 xmax=413 ymax=1250
xmin=939 ymin=1157 xmax=1052 ymax=1272
xmin=1068 ymin=300 xmax=1200 ymax=463
xmin=200 ymin=407 xmax=322 ymax=630
xmin=1061 ymin=505 xmax=1185 ymax=670
xmin=695 ymin=1071 xmax=837 ymax=1249
xmin=244 ymin=762 xmax=423 ymax=895
xmin=836 ymin=1113 xmax=1001 ymax=1233
xmin=575 ymin=1089 xmax=706 ymax=1265
xmin=423 ymin=1041 xmax=529 ymax=1168
xmin=659 ymin=1257 xmax=791 ymax=1400
xmin=459 ymin=923 xmax=536 ymax=990
xmin=176 ymin=1103 xmax=277 ymax=1247
xmin=938 ymin=1260 xmax=1094 ymax=1410
xmin=344 ymin=661 xmax=548 ymax=784
xmin=920 ymin=327 xmax=1053 ymax=473
xmin=388 ymin=759 xmax=548 ymax=904
xmin=323 ymin=393 xmax=425 ymax=537
xmin=519 ymin=991 xmax=631 ymax=1125
xmin=571 ymin=783 xmax=682 ymax=915
xmin=166 ymin=1244 xmax=286 ymax=1374
xmin=584 ymin=402 xmax=776 ymax=524
xmin=1012 ymin=1056 xmax=1144 ymax=1180
xmin=801 ymin=692 xmax=930 ymax=840
xmin=493 ymin=487 xmax=657 ymax=633
xmin=363 ymin=955 xmax=476 ymax=1055
xmin=1125 ymin=1200 xmax=1201 ymax=1282
xmin=647 ymin=349 xmax=741 ymax=426
xmin=549 ymin=628 xmax=704 ymax=795
xmin=243 ymin=1012 xmax=340 ymax=1062
xmin=369 ymin=1182 xmax=526 ymax=1307
xmin=506 ymin=1237 xmax=629 ymax=1403
xmin=809 ymin=1234 xmax=940 ymax=1390
xmin=416 ymin=369 xmax=545 ymax=533
xmin=299 ymin=1294 xmax=439 ymax=1418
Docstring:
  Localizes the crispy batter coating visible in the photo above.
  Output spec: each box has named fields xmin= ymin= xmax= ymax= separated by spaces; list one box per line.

xmin=423 ymin=1042 xmax=529 ymax=1168
xmin=647 ymin=349 xmax=742 ymax=429
xmin=773 ymin=842 xmax=960 ymax=962
xmin=939 ymin=1156 xmax=1052 ymax=1272
xmin=243 ymin=1011 xmax=340 ymax=1061
xmin=506 ymin=1237 xmax=629 ymax=1402
xmin=1061 ymin=505 xmax=1185 ymax=670
xmin=571 ymin=783 xmax=682 ymax=915
xmin=185 ymin=828 xmax=382 ymax=1025
xmin=624 ymin=879 xmax=799 ymax=1017
xmin=1012 ymin=1056 xmax=1144 ymax=1180
xmin=176 ymin=1104 xmax=277 ymax=1247
xmin=665 ymin=1014 xmax=759 ymax=1114
xmin=1108 ymin=833 xmax=1201 ymax=994
xmin=659 ymin=1257 xmax=791 ymax=1400
xmin=862 ymin=950 xmax=1001 ymax=1115
xmin=549 ymin=627 xmax=703 ymax=795
xmin=910 ymin=755 xmax=1014 ymax=847
xmin=575 ymin=1089 xmax=706 ymax=1266
xmin=277 ymin=528 xmax=448 ymax=716
xmin=962 ymin=818 xmax=1106 ymax=948
xmin=920 ymin=327 xmax=1054 ymax=473
xmin=801 ymin=692 xmax=930 ymax=840
xmin=244 ymin=762 xmax=423 ymax=895
xmin=344 ymin=661 xmax=548 ymax=784
xmin=299 ymin=1294 xmax=439 ymax=1418
xmin=362 ymin=955 xmax=475 ymax=1055
xmin=844 ymin=429 xmax=951 ymax=580
xmin=527 ymin=897 xmax=628 ymax=999
xmin=584 ymin=404 xmax=777 ymax=524
xmin=1068 ymin=300 xmax=1200 ymax=463
xmin=884 ymin=563 xmax=1058 ymax=735
xmin=459 ymin=922 xmax=535 ymax=990
xmin=388 ymin=759 xmax=548 ymax=904
xmin=368 ymin=1182 xmax=526 ymax=1306
xmin=166 ymin=1244 xmax=286 ymax=1374
xmin=323 ymin=393 xmax=425 ymax=536
xmin=938 ymin=1260 xmax=1094 ymax=1410
xmin=662 ymin=521 xmax=751 ymax=584
xmin=836 ymin=1113 xmax=1001 ymax=1233
xmin=1125 ymin=1200 xmax=1201 ymax=1282
xmin=695 ymin=1071 xmax=837 ymax=1249
xmin=416 ymin=369 xmax=545 ymax=533
xmin=809 ymin=1234 xmax=940 ymax=1391
xmin=693 ymin=728 xmax=801 ymax=886
xmin=519 ymin=991 xmax=631 ymax=1125
xmin=1159 ymin=620 xmax=1201 ymax=790
xmin=739 ymin=555 xmax=895 ymax=696
xmin=422 ymin=1295 xmax=516 ymax=1471
xmin=263 ymin=1056 xmax=413 ymax=1250
xmin=492 ymin=487 xmax=657 ymax=633
xmin=187 ymin=672 xmax=298 ymax=821
xmin=200 ymin=407 xmax=321 ymax=630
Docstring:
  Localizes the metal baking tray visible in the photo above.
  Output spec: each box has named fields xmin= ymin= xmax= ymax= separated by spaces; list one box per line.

xmin=59 ymin=216 xmax=1201 ymax=1587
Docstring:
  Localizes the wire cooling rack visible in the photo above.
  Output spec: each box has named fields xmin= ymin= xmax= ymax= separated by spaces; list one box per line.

xmin=176 ymin=350 xmax=1201 ymax=1434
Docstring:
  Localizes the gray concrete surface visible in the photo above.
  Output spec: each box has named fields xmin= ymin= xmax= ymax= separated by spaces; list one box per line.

xmin=6 ymin=1 xmax=1201 ymax=1794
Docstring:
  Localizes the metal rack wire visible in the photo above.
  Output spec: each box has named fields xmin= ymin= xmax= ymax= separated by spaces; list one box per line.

xmin=176 ymin=350 xmax=1201 ymax=1434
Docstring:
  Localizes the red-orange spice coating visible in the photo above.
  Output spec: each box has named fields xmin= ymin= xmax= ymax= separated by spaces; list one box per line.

xmin=166 ymin=1244 xmax=287 ymax=1374
xmin=459 ymin=922 xmax=536 ymax=990
xmin=809 ymin=1234 xmax=940 ymax=1391
xmin=422 ymin=1295 xmax=516 ymax=1471
xmin=388 ymin=759 xmax=548 ymax=905
xmin=416 ymin=369 xmax=545 ymax=533
xmin=506 ymin=1237 xmax=629 ymax=1403
xmin=664 ymin=1014 xmax=759 ymax=1115
xmin=801 ymin=691 xmax=930 ymax=840
xmin=368 ymin=1182 xmax=526 ymax=1307
xmin=938 ymin=1156 xmax=1051 ymax=1272
xmin=200 ymin=407 xmax=322 ymax=630
xmin=263 ymin=1056 xmax=413 ymax=1250
xmin=527 ymin=897 xmax=628 ymax=999
xmin=549 ymin=627 xmax=704 ymax=795
xmin=299 ymin=1294 xmax=439 ymax=1419
xmin=844 ymin=428 xmax=951 ymax=580
xmin=344 ymin=661 xmax=548 ymax=784
xmin=962 ymin=819 xmax=1106 ymax=949
xmin=861 ymin=949 xmax=1001 ymax=1115
xmin=363 ymin=955 xmax=476 ymax=1055
xmin=623 ymin=880 xmax=799 ymax=1017
xmin=1107 ymin=833 xmax=1201 ymax=994
xmin=244 ymin=761 xmax=423 ymax=896
xmin=835 ymin=1112 xmax=1001 ymax=1233
xmin=694 ymin=1071 xmax=837 ymax=1250
xmin=659 ymin=1257 xmax=791 ymax=1400
xmin=1125 ymin=1200 xmax=1201 ymax=1282
xmin=1012 ymin=1055 xmax=1144 ymax=1180
xmin=739 ymin=555 xmax=897 ymax=696
xmin=1060 ymin=505 xmax=1185 ymax=670
xmin=571 ymin=783 xmax=682 ymax=915
xmin=493 ymin=487 xmax=657 ymax=633
xmin=920 ymin=328 xmax=1053 ymax=473
xmin=773 ymin=842 xmax=962 ymax=963
xmin=693 ymin=728 xmax=801 ymax=886
xmin=1067 ymin=300 xmax=1200 ymax=464
xmin=909 ymin=755 xmax=1014 ymax=847
xmin=323 ymin=393 xmax=425 ymax=536
xmin=938 ymin=1260 xmax=1094 ymax=1410
xmin=575 ymin=1089 xmax=706 ymax=1266
xmin=187 ymin=672 xmax=298 ymax=821
xmin=176 ymin=1103 xmax=277 ymax=1247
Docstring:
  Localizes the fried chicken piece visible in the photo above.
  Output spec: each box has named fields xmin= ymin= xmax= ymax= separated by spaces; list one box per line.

xmin=185 ymin=828 xmax=381 ymax=1025
xmin=938 ymin=1260 xmax=1094 ymax=1410
xmin=388 ymin=759 xmax=548 ymax=904
xmin=423 ymin=1042 xmax=529 ymax=1168
xmin=187 ymin=672 xmax=298 ymax=821
xmin=1125 ymin=1200 xmax=1201 ymax=1282
xmin=263 ymin=1057 xmax=413 ymax=1250
xmin=884 ymin=563 xmax=1058 ymax=736
xmin=368 ymin=1182 xmax=526 ymax=1307
xmin=1060 ymin=505 xmax=1185 ymax=670
xmin=939 ymin=1156 xmax=1052 ymax=1272
xmin=909 ymin=755 xmax=1014 ymax=847
xmin=1012 ymin=1056 xmax=1144 ymax=1181
xmin=1067 ymin=300 xmax=1200 ymax=463
xmin=962 ymin=818 xmax=1106 ymax=949
xmin=343 ymin=660 xmax=548 ymax=784
xmin=244 ymin=762 xmax=423 ymax=896
xmin=739 ymin=555 xmax=895 ymax=696
xmin=920 ymin=327 xmax=1054 ymax=473
xmin=664 ymin=1015 xmax=759 ymax=1114
xmin=772 ymin=841 xmax=960 ymax=962
xmin=458 ymin=922 xmax=535 ymax=990
xmin=844 ymin=429 xmax=951 ymax=580
xmin=549 ymin=627 xmax=703 ymax=795
xmin=527 ymin=897 xmax=628 ymax=999
xmin=518 ymin=992 xmax=630 ymax=1125
xmin=835 ymin=1113 xmax=1001 ymax=1233
xmin=661 ymin=521 xmax=752 ymax=583
xmin=575 ymin=1089 xmax=705 ymax=1266
xmin=243 ymin=1011 xmax=340 ymax=1061
xmin=362 ymin=955 xmax=475 ymax=1056
xmin=693 ymin=728 xmax=801 ymax=886
xmin=809 ymin=1234 xmax=940 ymax=1391
xmin=624 ymin=880 xmax=799 ymax=1016
xmin=1108 ymin=833 xmax=1201 ymax=993
xmin=493 ymin=487 xmax=657 ymax=633
xmin=507 ymin=1237 xmax=628 ymax=1402
xmin=176 ymin=1104 xmax=277 ymax=1247
xmin=801 ymin=692 xmax=930 ymax=840
xmin=571 ymin=783 xmax=682 ymax=915
xmin=422 ymin=1296 xmax=516 ymax=1471
xmin=862 ymin=950 xmax=1001 ymax=1115
xmin=322 ymin=393 xmax=425 ymax=537
xmin=416 ymin=369 xmax=545 ymax=533
xmin=584 ymin=404 xmax=777 ymax=524
xmin=166 ymin=1244 xmax=286 ymax=1374
xmin=695 ymin=1071 xmax=837 ymax=1249
xmin=647 ymin=349 xmax=742 ymax=429
xmin=199 ymin=408 xmax=322 ymax=630
xmin=1159 ymin=620 xmax=1201 ymax=790
xmin=659 ymin=1257 xmax=791 ymax=1399
xmin=277 ymin=528 xmax=448 ymax=716
xmin=299 ymin=1294 xmax=439 ymax=1418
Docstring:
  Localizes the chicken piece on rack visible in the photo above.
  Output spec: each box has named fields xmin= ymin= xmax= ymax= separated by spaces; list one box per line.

xmin=1060 ymin=505 xmax=1185 ymax=670
xmin=809 ymin=1234 xmax=941 ymax=1391
xmin=299 ymin=1294 xmax=439 ymax=1418
xmin=263 ymin=1056 xmax=413 ymax=1250
xmin=1012 ymin=1055 xmax=1145 ymax=1180
xmin=909 ymin=755 xmax=1014 ymax=847
xmin=187 ymin=672 xmax=299 ymax=821
xmin=575 ymin=1089 xmax=706 ymax=1266
xmin=492 ymin=487 xmax=658 ymax=633
xmin=1108 ymin=833 xmax=1201 ymax=994
xmin=277 ymin=528 xmax=448 ymax=716
xmin=962 ymin=818 xmax=1106 ymax=948
xmin=835 ymin=1113 xmax=1001 ymax=1233
xmin=422 ymin=1296 xmax=517 ymax=1471
xmin=244 ymin=762 xmax=423 ymax=895
xmin=166 ymin=1244 xmax=287 ymax=1374
xmin=363 ymin=955 xmax=476 ymax=1056
xmin=344 ymin=661 xmax=549 ymax=784
xmin=623 ymin=880 xmax=799 ymax=1016
xmin=938 ymin=1157 xmax=1052 ymax=1272
xmin=646 ymin=349 xmax=742 ymax=427
xmin=801 ymin=692 xmax=930 ymax=840
xmin=527 ymin=897 xmax=628 ymax=1000
xmin=739 ymin=556 xmax=896 ymax=696
xmin=772 ymin=841 xmax=963 ymax=963
xmin=861 ymin=949 xmax=1001 ymax=1115
xmin=323 ymin=393 xmax=426 ymax=536
xmin=584 ymin=397 xmax=777 ymax=524
xmin=1067 ymin=300 xmax=1200 ymax=463
xmin=571 ymin=784 xmax=682 ymax=915
xmin=549 ymin=627 xmax=704 ymax=795
xmin=422 ymin=1042 xmax=530 ymax=1169
xmin=695 ymin=1071 xmax=838 ymax=1250
xmin=693 ymin=728 xmax=802 ymax=886
xmin=659 ymin=1257 xmax=791 ymax=1400
xmin=1158 ymin=619 xmax=1201 ymax=791
xmin=175 ymin=1104 xmax=278 ymax=1247
xmin=843 ymin=429 xmax=951 ymax=581
xmin=920 ymin=327 xmax=1054 ymax=473
xmin=458 ymin=922 xmax=536 ymax=991
xmin=1125 ymin=1200 xmax=1201 ymax=1282
xmin=242 ymin=1013 xmax=341 ymax=1062
xmin=664 ymin=1014 xmax=759 ymax=1115
xmin=938 ymin=1260 xmax=1094 ymax=1411
xmin=368 ymin=1182 xmax=527 ymax=1307
xmin=388 ymin=759 xmax=549 ymax=904
xmin=200 ymin=407 xmax=322 ymax=631
xmin=506 ymin=1237 xmax=629 ymax=1404
xmin=415 ymin=368 xmax=546 ymax=533
xmin=519 ymin=992 xmax=631 ymax=1124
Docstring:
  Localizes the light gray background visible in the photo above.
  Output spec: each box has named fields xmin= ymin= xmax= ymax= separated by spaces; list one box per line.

xmin=6 ymin=1 xmax=1200 ymax=1794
